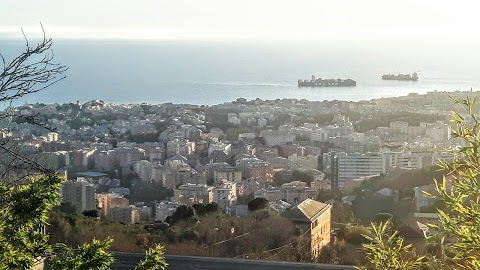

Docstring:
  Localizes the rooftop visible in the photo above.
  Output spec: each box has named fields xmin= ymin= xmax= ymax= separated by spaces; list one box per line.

xmin=76 ymin=171 xmax=108 ymax=178
xmin=281 ymin=198 xmax=331 ymax=222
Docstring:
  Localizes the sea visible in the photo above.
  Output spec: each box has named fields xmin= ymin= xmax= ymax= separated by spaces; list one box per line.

xmin=1 ymin=38 xmax=480 ymax=106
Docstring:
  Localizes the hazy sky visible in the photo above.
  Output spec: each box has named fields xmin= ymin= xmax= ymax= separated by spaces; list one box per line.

xmin=2 ymin=0 xmax=480 ymax=41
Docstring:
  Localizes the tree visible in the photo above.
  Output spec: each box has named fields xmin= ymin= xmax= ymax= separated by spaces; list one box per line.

xmin=135 ymin=244 xmax=169 ymax=270
xmin=428 ymin=95 xmax=480 ymax=269
xmin=357 ymin=220 xmax=425 ymax=270
xmin=192 ymin=203 xmax=223 ymax=217
xmin=0 ymin=28 xmax=168 ymax=269
xmin=166 ymin=205 xmax=195 ymax=225
xmin=48 ymin=238 xmax=115 ymax=270
xmin=0 ymin=174 xmax=62 ymax=269
xmin=0 ymin=26 xmax=67 ymax=183
xmin=247 ymin=197 xmax=269 ymax=212
xmin=82 ymin=209 xmax=100 ymax=218
xmin=292 ymin=170 xmax=313 ymax=186
xmin=374 ymin=212 xmax=393 ymax=223
xmin=360 ymin=95 xmax=480 ymax=269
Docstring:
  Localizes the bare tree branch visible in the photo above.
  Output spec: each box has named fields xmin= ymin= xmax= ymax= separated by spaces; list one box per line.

xmin=0 ymin=24 xmax=68 ymax=103
xmin=0 ymin=25 xmax=67 ymax=185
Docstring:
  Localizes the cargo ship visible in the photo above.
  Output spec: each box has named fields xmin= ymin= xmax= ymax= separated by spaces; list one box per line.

xmin=382 ymin=72 xmax=418 ymax=81
xmin=298 ymin=75 xmax=356 ymax=87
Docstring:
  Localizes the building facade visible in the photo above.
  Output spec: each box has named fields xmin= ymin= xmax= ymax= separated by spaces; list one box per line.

xmin=61 ymin=178 xmax=96 ymax=214
xmin=281 ymin=199 xmax=332 ymax=258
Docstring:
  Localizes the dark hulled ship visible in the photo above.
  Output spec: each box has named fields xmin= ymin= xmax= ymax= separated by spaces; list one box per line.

xmin=382 ymin=72 xmax=418 ymax=81
xmin=298 ymin=75 xmax=356 ymax=87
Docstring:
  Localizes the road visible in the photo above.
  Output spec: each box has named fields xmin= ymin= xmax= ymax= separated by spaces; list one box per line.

xmin=112 ymin=253 xmax=355 ymax=270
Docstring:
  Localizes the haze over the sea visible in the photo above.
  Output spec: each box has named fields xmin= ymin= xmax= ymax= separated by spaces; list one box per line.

xmin=2 ymin=1 xmax=480 ymax=105
xmin=2 ymin=37 xmax=480 ymax=105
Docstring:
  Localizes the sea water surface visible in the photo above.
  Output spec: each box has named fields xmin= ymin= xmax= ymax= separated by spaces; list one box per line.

xmin=1 ymin=38 xmax=480 ymax=105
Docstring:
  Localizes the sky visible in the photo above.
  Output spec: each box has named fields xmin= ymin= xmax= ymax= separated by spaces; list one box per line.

xmin=2 ymin=0 xmax=480 ymax=42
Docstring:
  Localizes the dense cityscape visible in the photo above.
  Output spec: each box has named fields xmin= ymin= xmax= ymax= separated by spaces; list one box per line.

xmin=2 ymin=90 xmax=472 ymax=267
xmin=3 ymin=2 xmax=480 ymax=268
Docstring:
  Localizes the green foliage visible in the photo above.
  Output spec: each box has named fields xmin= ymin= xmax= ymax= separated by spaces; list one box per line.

xmin=56 ymin=202 xmax=77 ymax=215
xmin=418 ymin=200 xmax=447 ymax=213
xmin=0 ymin=35 xmax=168 ymax=269
xmin=49 ymin=238 xmax=115 ymax=270
xmin=316 ymin=189 xmax=341 ymax=203
xmin=331 ymin=204 xmax=356 ymax=224
xmin=0 ymin=173 xmax=169 ymax=269
xmin=374 ymin=213 xmax=393 ymax=223
xmin=251 ymin=209 xmax=271 ymax=221
xmin=389 ymin=167 xmax=447 ymax=190
xmin=399 ymin=188 xmax=415 ymax=199
xmin=292 ymin=113 xmax=334 ymax=126
xmin=351 ymin=195 xmax=394 ymax=222
xmin=359 ymin=175 xmax=384 ymax=191
xmin=292 ymin=170 xmax=313 ymax=186
xmin=83 ymin=209 xmax=100 ymax=218
xmin=357 ymin=220 xmax=425 ymax=270
xmin=318 ymin=241 xmax=365 ymax=266
xmin=135 ymin=244 xmax=168 ymax=270
xmin=273 ymin=171 xmax=292 ymax=186
xmin=361 ymin=95 xmax=480 ymax=269
xmin=192 ymin=203 xmax=223 ymax=217
xmin=247 ymin=197 xmax=269 ymax=212
xmin=273 ymin=170 xmax=313 ymax=187
xmin=426 ymin=95 xmax=480 ymax=269
xmin=166 ymin=205 xmax=195 ymax=225
xmin=236 ymin=193 xmax=255 ymax=204
xmin=343 ymin=226 xmax=371 ymax=245
xmin=0 ymin=174 xmax=62 ymax=270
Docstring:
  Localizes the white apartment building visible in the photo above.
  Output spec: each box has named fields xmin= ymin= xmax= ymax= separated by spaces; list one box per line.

xmin=151 ymin=163 xmax=166 ymax=185
xmin=228 ymin=113 xmax=241 ymax=125
xmin=173 ymin=183 xmax=213 ymax=205
xmin=425 ymin=125 xmax=451 ymax=142
xmin=261 ymin=130 xmax=295 ymax=147
xmin=108 ymin=206 xmax=139 ymax=224
xmin=164 ymin=168 xmax=205 ymax=189
xmin=384 ymin=151 xmax=454 ymax=169
xmin=208 ymin=142 xmax=232 ymax=156
xmin=97 ymin=193 xmax=129 ymax=217
xmin=311 ymin=129 xmax=328 ymax=143
xmin=255 ymin=182 xmax=317 ymax=204
xmin=134 ymin=160 xmax=152 ymax=181
xmin=258 ymin=118 xmax=267 ymax=127
xmin=47 ymin=132 xmax=59 ymax=142
xmin=213 ymin=167 xmax=242 ymax=184
xmin=61 ymin=178 xmax=96 ymax=214
xmin=254 ymin=188 xmax=282 ymax=202
xmin=155 ymin=201 xmax=179 ymax=221
xmin=390 ymin=121 xmax=409 ymax=133
xmin=384 ymin=152 xmax=423 ymax=169
xmin=288 ymin=154 xmax=318 ymax=170
xmin=280 ymin=181 xmax=317 ymax=204
xmin=166 ymin=138 xmax=195 ymax=158
xmin=136 ymin=205 xmax=153 ymax=222
xmin=212 ymin=180 xmax=237 ymax=210
xmin=238 ymin=133 xmax=256 ymax=141
xmin=335 ymin=153 xmax=387 ymax=183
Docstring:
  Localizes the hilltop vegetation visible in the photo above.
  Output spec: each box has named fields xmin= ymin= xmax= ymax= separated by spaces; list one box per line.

xmin=49 ymin=206 xmax=311 ymax=262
